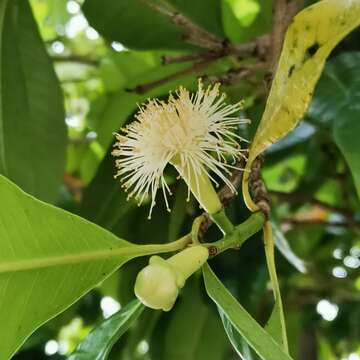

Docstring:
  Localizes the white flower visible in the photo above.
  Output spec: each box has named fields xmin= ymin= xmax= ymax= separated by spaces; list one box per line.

xmin=112 ymin=80 xmax=248 ymax=218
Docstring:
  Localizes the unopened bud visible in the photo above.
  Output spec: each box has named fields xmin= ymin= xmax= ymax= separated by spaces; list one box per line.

xmin=134 ymin=246 xmax=208 ymax=311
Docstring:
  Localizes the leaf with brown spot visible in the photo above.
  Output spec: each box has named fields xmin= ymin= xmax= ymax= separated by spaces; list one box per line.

xmin=243 ymin=0 xmax=360 ymax=210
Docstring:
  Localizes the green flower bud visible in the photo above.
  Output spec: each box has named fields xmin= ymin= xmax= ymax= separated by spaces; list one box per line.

xmin=134 ymin=245 xmax=209 ymax=311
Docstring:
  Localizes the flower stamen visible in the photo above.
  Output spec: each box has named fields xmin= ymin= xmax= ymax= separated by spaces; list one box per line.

xmin=112 ymin=80 xmax=248 ymax=217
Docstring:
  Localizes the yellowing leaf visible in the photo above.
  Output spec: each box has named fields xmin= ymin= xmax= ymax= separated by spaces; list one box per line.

xmin=243 ymin=0 xmax=360 ymax=210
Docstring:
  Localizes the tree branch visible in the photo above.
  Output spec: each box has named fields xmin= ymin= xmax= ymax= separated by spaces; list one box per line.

xmin=204 ymin=62 xmax=267 ymax=86
xmin=269 ymin=0 xmax=288 ymax=70
xmin=142 ymin=0 xmax=224 ymax=50
xmin=162 ymin=35 xmax=270 ymax=65
xmin=132 ymin=36 xmax=269 ymax=94
xmin=128 ymin=58 xmax=217 ymax=94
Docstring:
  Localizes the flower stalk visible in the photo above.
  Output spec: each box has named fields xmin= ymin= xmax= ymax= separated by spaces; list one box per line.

xmin=204 ymin=211 xmax=265 ymax=255
xmin=211 ymin=209 xmax=235 ymax=235
xmin=172 ymin=159 xmax=222 ymax=215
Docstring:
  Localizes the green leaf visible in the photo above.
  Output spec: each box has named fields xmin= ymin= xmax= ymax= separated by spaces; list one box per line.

xmin=30 ymin=0 xmax=69 ymax=41
xmin=82 ymin=0 xmax=225 ymax=51
xmin=202 ymin=263 xmax=293 ymax=360
xmin=243 ymin=0 xmax=360 ymax=210
xmin=0 ymin=175 xmax=182 ymax=359
xmin=79 ymin=150 xmax=136 ymax=230
xmin=307 ymin=52 xmax=360 ymax=198
xmin=333 ymin=100 xmax=360 ymax=199
xmin=99 ymin=51 xmax=159 ymax=93
xmin=264 ymin=299 xmax=283 ymax=349
xmin=167 ymin=0 xmax=224 ymax=37
xmin=262 ymin=222 xmax=288 ymax=352
xmin=219 ymin=312 xmax=261 ymax=360
xmin=263 ymin=154 xmax=306 ymax=193
xmin=308 ymin=52 xmax=360 ymax=126
xmin=68 ymin=299 xmax=145 ymax=360
xmin=0 ymin=0 xmax=66 ymax=203
xmin=82 ymin=0 xmax=196 ymax=51
xmin=222 ymin=0 xmax=272 ymax=43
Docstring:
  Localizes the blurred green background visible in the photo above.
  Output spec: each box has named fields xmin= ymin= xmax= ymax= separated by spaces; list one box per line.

xmin=11 ymin=0 xmax=360 ymax=359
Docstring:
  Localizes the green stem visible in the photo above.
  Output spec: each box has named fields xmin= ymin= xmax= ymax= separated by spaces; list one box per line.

xmin=138 ymin=234 xmax=192 ymax=256
xmin=204 ymin=212 xmax=265 ymax=255
xmin=211 ymin=209 xmax=235 ymax=235
xmin=191 ymin=215 xmax=205 ymax=244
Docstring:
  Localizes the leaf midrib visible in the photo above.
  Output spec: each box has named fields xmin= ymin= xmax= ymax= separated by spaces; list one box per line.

xmin=0 ymin=246 xmax=137 ymax=274
xmin=0 ymin=240 xmax=184 ymax=274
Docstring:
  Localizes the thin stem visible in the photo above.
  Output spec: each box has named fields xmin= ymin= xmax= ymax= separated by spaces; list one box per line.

xmin=129 ymin=58 xmax=215 ymax=94
xmin=269 ymin=0 xmax=287 ymax=70
xmin=138 ymin=234 xmax=192 ymax=254
xmin=141 ymin=0 xmax=223 ymax=50
xmin=205 ymin=62 xmax=267 ymax=86
xmin=204 ymin=212 xmax=265 ymax=255
xmin=191 ymin=215 xmax=205 ymax=244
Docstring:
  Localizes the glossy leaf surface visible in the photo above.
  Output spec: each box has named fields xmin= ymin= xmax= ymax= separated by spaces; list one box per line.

xmin=69 ymin=299 xmax=145 ymax=360
xmin=203 ymin=263 xmax=293 ymax=360
xmin=0 ymin=176 xmax=175 ymax=359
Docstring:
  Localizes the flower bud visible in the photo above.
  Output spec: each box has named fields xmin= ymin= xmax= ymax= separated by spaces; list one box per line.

xmin=134 ymin=245 xmax=209 ymax=311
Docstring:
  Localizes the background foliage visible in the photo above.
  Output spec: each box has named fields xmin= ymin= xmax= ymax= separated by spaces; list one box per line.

xmin=1 ymin=0 xmax=360 ymax=359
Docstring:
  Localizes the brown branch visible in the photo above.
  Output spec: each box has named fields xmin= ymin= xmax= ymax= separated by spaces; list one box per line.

xmin=134 ymin=36 xmax=270 ymax=94
xmin=229 ymin=34 xmax=270 ymax=60
xmin=51 ymin=55 xmax=99 ymax=67
xmin=142 ymin=0 xmax=223 ymax=50
xmin=162 ymin=35 xmax=270 ymax=65
xmin=245 ymin=2 xmax=290 ymax=213
xmin=204 ymin=62 xmax=267 ymax=86
xmin=162 ymin=49 xmax=227 ymax=65
xmin=285 ymin=0 xmax=305 ymax=25
xmin=162 ymin=53 xmax=210 ymax=64
xmin=129 ymin=58 xmax=217 ymax=94
xmin=269 ymin=0 xmax=288 ymax=71
xmin=249 ymin=155 xmax=272 ymax=217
